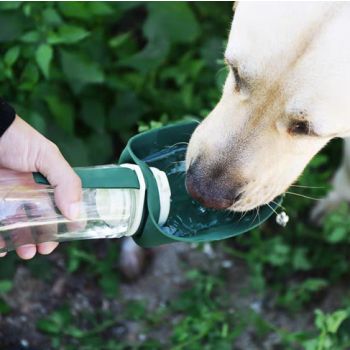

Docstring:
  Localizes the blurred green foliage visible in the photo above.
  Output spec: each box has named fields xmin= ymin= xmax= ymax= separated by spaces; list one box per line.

xmin=1 ymin=2 xmax=350 ymax=349
xmin=0 ymin=1 xmax=231 ymax=165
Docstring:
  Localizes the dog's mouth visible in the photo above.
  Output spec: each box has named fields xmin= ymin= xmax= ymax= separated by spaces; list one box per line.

xmin=228 ymin=198 xmax=271 ymax=213
xmin=186 ymin=184 xmax=276 ymax=213
xmin=199 ymin=186 xmax=283 ymax=213
xmin=185 ymin=155 xmax=287 ymax=213
xmin=227 ymin=183 xmax=287 ymax=212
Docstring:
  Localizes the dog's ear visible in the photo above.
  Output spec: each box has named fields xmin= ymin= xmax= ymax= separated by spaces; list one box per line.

xmin=233 ymin=2 xmax=238 ymax=12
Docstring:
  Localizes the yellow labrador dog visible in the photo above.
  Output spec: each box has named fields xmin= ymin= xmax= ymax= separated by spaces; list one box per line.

xmin=121 ymin=2 xmax=350 ymax=277
xmin=186 ymin=2 xmax=350 ymax=217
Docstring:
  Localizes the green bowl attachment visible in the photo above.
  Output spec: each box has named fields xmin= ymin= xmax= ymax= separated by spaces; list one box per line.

xmin=119 ymin=121 xmax=282 ymax=247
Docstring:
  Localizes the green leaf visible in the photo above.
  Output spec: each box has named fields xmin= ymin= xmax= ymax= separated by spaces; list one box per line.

xmin=22 ymin=3 xmax=32 ymax=17
xmin=0 ymin=2 xmax=21 ymax=10
xmin=123 ymin=36 xmax=169 ymax=72
xmin=36 ymin=44 xmax=53 ymax=78
xmin=86 ymin=133 xmax=113 ymax=164
xmin=302 ymin=339 xmax=318 ymax=350
xmin=4 ymin=46 xmax=20 ymax=67
xmin=327 ymin=226 xmax=348 ymax=243
xmin=58 ymin=2 xmax=114 ymax=20
xmin=80 ymin=99 xmax=105 ymax=132
xmin=0 ymin=280 xmax=13 ymax=293
xmin=108 ymin=32 xmax=131 ymax=49
xmin=200 ymin=37 xmax=224 ymax=68
xmin=45 ymin=95 xmax=74 ymax=134
xmin=19 ymin=63 xmax=39 ymax=90
xmin=66 ymin=326 xmax=85 ymax=338
xmin=58 ymin=2 xmax=91 ymax=20
xmin=20 ymin=31 xmax=40 ymax=43
xmin=99 ymin=273 xmax=119 ymax=298
xmin=326 ymin=310 xmax=348 ymax=333
xmin=48 ymin=25 xmax=90 ymax=45
xmin=124 ymin=3 xmax=199 ymax=72
xmin=0 ymin=298 xmax=11 ymax=315
xmin=87 ymin=2 xmax=114 ymax=16
xmin=301 ymin=278 xmax=328 ymax=293
xmin=292 ymin=247 xmax=311 ymax=270
xmin=42 ymin=7 xmax=62 ymax=26
xmin=0 ymin=13 xmax=25 ymax=42
xmin=144 ymin=3 xmax=199 ymax=44
xmin=109 ymin=92 xmax=145 ymax=133
xmin=59 ymin=137 xmax=90 ymax=166
xmin=37 ymin=307 xmax=71 ymax=335
xmin=265 ymin=238 xmax=290 ymax=266
xmin=60 ymin=50 xmax=104 ymax=87
xmin=37 ymin=318 xmax=61 ymax=334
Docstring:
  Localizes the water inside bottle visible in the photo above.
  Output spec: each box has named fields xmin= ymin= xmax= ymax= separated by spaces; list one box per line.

xmin=143 ymin=144 xmax=260 ymax=238
xmin=0 ymin=168 xmax=138 ymax=252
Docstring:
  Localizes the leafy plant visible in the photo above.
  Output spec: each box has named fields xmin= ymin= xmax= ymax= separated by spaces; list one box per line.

xmin=303 ymin=309 xmax=350 ymax=350
xmin=1 ymin=2 xmax=350 ymax=349
xmin=0 ymin=2 xmax=231 ymax=166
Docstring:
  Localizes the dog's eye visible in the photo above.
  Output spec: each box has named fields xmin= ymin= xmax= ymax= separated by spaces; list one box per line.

xmin=288 ymin=120 xmax=311 ymax=135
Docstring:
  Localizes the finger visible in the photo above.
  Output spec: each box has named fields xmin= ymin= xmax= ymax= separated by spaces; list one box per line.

xmin=37 ymin=241 xmax=59 ymax=255
xmin=11 ymin=222 xmax=36 ymax=260
xmin=35 ymin=223 xmax=59 ymax=255
xmin=0 ymin=237 xmax=7 ymax=257
xmin=36 ymin=142 xmax=82 ymax=220
xmin=1 ymin=201 xmax=36 ymax=259
xmin=24 ymin=193 xmax=60 ymax=256
xmin=16 ymin=243 xmax=36 ymax=260
xmin=66 ymin=201 xmax=87 ymax=232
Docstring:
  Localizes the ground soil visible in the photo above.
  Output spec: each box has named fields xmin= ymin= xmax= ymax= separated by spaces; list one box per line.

xmin=0 ymin=241 xmax=343 ymax=350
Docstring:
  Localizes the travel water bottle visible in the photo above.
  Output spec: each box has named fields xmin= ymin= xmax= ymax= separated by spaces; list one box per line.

xmin=0 ymin=121 xmax=282 ymax=253
xmin=0 ymin=164 xmax=170 ymax=253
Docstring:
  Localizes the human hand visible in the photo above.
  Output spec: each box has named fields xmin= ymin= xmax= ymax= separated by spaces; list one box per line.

xmin=0 ymin=116 xmax=82 ymax=259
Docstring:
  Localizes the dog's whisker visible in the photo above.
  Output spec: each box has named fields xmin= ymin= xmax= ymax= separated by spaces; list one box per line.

xmin=237 ymin=210 xmax=248 ymax=223
xmin=290 ymin=184 xmax=325 ymax=189
xmin=271 ymin=200 xmax=286 ymax=211
xmin=266 ymin=203 xmax=279 ymax=216
xmin=257 ymin=206 xmax=261 ymax=223
xmin=252 ymin=207 xmax=260 ymax=223
xmin=241 ymin=209 xmax=250 ymax=220
xmin=285 ymin=191 xmax=321 ymax=201
xmin=167 ymin=142 xmax=189 ymax=150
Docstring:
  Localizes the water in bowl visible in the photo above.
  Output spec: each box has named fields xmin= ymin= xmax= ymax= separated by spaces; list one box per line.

xmin=143 ymin=144 xmax=260 ymax=238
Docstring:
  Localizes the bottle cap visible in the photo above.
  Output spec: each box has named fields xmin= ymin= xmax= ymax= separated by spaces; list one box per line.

xmin=150 ymin=167 xmax=171 ymax=226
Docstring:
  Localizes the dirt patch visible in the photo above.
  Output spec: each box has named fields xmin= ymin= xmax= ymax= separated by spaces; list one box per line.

xmin=0 ymin=241 xmax=343 ymax=349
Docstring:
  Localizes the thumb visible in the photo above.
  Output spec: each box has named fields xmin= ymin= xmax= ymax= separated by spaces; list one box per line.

xmin=36 ymin=142 xmax=82 ymax=220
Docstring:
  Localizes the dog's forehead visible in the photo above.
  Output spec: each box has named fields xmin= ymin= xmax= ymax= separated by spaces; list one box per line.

xmin=226 ymin=3 xmax=339 ymax=76
xmin=226 ymin=2 xmax=350 ymax=136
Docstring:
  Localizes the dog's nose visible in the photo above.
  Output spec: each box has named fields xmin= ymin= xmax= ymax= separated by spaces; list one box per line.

xmin=185 ymin=162 xmax=243 ymax=210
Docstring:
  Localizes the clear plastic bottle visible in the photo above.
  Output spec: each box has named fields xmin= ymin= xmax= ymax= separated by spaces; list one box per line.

xmin=0 ymin=165 xmax=170 ymax=253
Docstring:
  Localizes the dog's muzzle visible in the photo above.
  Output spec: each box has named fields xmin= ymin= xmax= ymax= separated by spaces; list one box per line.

xmin=185 ymin=161 xmax=243 ymax=210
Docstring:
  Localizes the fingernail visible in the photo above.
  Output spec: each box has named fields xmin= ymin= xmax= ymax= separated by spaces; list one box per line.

xmin=38 ymin=242 xmax=59 ymax=255
xmin=68 ymin=202 xmax=80 ymax=220
xmin=17 ymin=244 xmax=36 ymax=260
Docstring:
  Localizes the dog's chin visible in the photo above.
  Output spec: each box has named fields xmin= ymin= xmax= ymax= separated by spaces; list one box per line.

xmin=228 ymin=203 xmax=260 ymax=213
xmin=228 ymin=194 xmax=279 ymax=212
